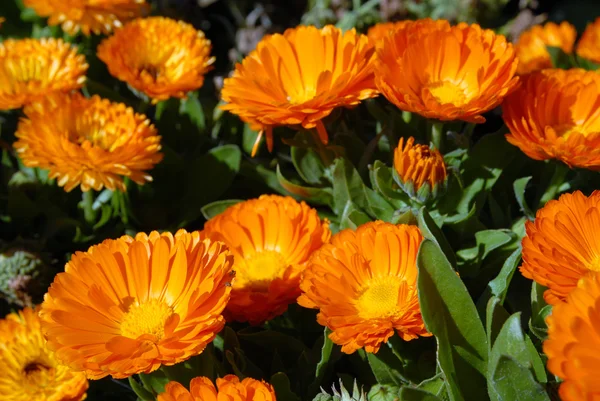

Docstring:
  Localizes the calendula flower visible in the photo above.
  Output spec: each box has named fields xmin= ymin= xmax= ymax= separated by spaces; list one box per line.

xmin=39 ymin=230 xmax=234 ymax=379
xmin=13 ymin=93 xmax=163 ymax=192
xmin=23 ymin=0 xmax=149 ymax=36
xmin=203 ymin=195 xmax=330 ymax=325
xmin=515 ymin=21 xmax=577 ymax=74
xmin=220 ymin=25 xmax=378 ymax=155
xmin=158 ymin=375 xmax=276 ymax=401
xmin=0 ymin=38 xmax=87 ymax=110
xmin=375 ymin=18 xmax=519 ymax=123
xmin=577 ymin=17 xmax=600 ymax=64
xmin=0 ymin=307 xmax=88 ymax=401
xmin=503 ymin=69 xmax=600 ymax=170
xmin=97 ymin=17 xmax=215 ymax=103
xmin=298 ymin=221 xmax=431 ymax=354
xmin=393 ymin=136 xmax=447 ymax=202
xmin=520 ymin=191 xmax=600 ymax=304
xmin=544 ymin=272 xmax=600 ymax=401
xmin=367 ymin=21 xmax=409 ymax=44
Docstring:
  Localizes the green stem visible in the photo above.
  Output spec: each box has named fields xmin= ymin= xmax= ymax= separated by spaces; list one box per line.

xmin=82 ymin=190 xmax=96 ymax=224
xmin=429 ymin=121 xmax=445 ymax=152
xmin=538 ymin=162 xmax=570 ymax=207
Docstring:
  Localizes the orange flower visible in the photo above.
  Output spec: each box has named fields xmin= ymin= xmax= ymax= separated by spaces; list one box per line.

xmin=298 ymin=221 xmax=431 ymax=354
xmin=375 ymin=18 xmax=519 ymax=123
xmin=203 ymin=195 xmax=330 ymax=325
xmin=367 ymin=21 xmax=409 ymax=44
xmin=0 ymin=38 xmax=87 ymax=110
xmin=39 ymin=230 xmax=234 ymax=379
xmin=158 ymin=375 xmax=276 ymax=401
xmin=503 ymin=68 xmax=600 ymax=170
xmin=13 ymin=93 xmax=163 ymax=192
xmin=520 ymin=190 xmax=600 ymax=304
xmin=577 ymin=17 xmax=600 ymax=64
xmin=544 ymin=272 xmax=600 ymax=401
xmin=515 ymin=21 xmax=577 ymax=75
xmin=220 ymin=25 xmax=378 ymax=155
xmin=97 ymin=17 xmax=215 ymax=103
xmin=393 ymin=136 xmax=447 ymax=202
xmin=23 ymin=0 xmax=149 ymax=36
xmin=0 ymin=307 xmax=88 ymax=401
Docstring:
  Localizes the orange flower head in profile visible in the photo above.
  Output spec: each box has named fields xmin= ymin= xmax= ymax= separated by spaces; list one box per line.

xmin=367 ymin=21 xmax=409 ymax=44
xmin=0 ymin=38 xmax=87 ymax=110
xmin=393 ymin=136 xmax=447 ymax=203
xmin=503 ymin=69 xmax=600 ymax=170
xmin=13 ymin=93 xmax=163 ymax=192
xmin=203 ymin=195 xmax=331 ymax=325
xmin=298 ymin=221 xmax=431 ymax=354
xmin=158 ymin=375 xmax=276 ymax=401
xmin=97 ymin=17 xmax=215 ymax=103
xmin=0 ymin=307 xmax=88 ymax=401
xmin=544 ymin=272 xmax=600 ymax=401
xmin=520 ymin=190 xmax=600 ymax=304
xmin=220 ymin=25 xmax=378 ymax=155
xmin=23 ymin=0 xmax=149 ymax=36
xmin=577 ymin=17 xmax=600 ymax=64
xmin=39 ymin=230 xmax=234 ymax=379
xmin=515 ymin=21 xmax=577 ymax=74
xmin=375 ymin=18 xmax=519 ymax=123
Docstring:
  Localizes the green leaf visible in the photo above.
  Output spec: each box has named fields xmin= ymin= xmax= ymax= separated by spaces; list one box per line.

xmin=292 ymin=146 xmax=326 ymax=185
xmin=339 ymin=200 xmax=372 ymax=230
xmin=369 ymin=160 xmax=409 ymax=203
xmin=487 ymin=248 xmax=522 ymax=303
xmin=417 ymin=240 xmax=488 ymax=401
xmin=489 ymin=356 xmax=550 ymax=401
xmin=271 ymin=372 xmax=302 ymax=401
xmin=180 ymin=145 xmax=241 ymax=223
xmin=547 ymin=46 xmax=575 ymax=69
xmin=128 ymin=377 xmax=155 ymax=401
xmin=399 ymin=387 xmax=443 ymax=401
xmin=138 ymin=370 xmax=169 ymax=396
xmin=513 ymin=177 xmax=534 ymax=220
xmin=366 ymin=343 xmax=408 ymax=386
xmin=276 ymin=165 xmax=333 ymax=206
xmin=456 ymin=229 xmax=515 ymax=276
xmin=368 ymin=384 xmax=402 ymax=401
xmin=529 ymin=283 xmax=551 ymax=341
xmin=308 ymin=328 xmax=335 ymax=395
xmin=416 ymin=207 xmax=457 ymax=268
xmin=179 ymin=94 xmax=206 ymax=132
xmin=201 ymin=199 xmax=243 ymax=220
xmin=330 ymin=158 xmax=395 ymax=221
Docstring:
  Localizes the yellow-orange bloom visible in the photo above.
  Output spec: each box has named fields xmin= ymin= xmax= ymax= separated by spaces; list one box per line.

xmin=220 ymin=25 xmax=378 ymax=155
xmin=577 ymin=17 xmax=600 ymax=64
xmin=203 ymin=195 xmax=330 ymax=325
xmin=158 ymin=375 xmax=276 ymax=401
xmin=393 ymin=136 xmax=447 ymax=201
xmin=23 ymin=0 xmax=148 ymax=36
xmin=515 ymin=21 xmax=577 ymax=75
xmin=97 ymin=17 xmax=215 ymax=103
xmin=375 ymin=18 xmax=519 ymax=123
xmin=0 ymin=38 xmax=87 ymax=110
xmin=520 ymin=190 xmax=600 ymax=304
xmin=0 ymin=307 xmax=88 ymax=401
xmin=503 ymin=69 xmax=600 ymax=170
xmin=298 ymin=221 xmax=431 ymax=354
xmin=39 ymin=230 xmax=234 ymax=379
xmin=544 ymin=272 xmax=600 ymax=401
xmin=367 ymin=21 xmax=409 ymax=44
xmin=13 ymin=93 xmax=163 ymax=192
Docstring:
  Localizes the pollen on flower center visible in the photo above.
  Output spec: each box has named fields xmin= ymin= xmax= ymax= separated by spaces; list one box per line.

xmin=23 ymin=361 xmax=53 ymax=387
xmin=286 ymin=85 xmax=318 ymax=104
xmin=427 ymin=80 xmax=470 ymax=106
xmin=357 ymin=277 xmax=402 ymax=319
xmin=239 ymin=250 xmax=288 ymax=291
xmin=120 ymin=299 xmax=173 ymax=340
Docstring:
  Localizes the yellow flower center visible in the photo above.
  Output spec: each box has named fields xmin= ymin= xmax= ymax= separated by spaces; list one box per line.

xmin=286 ymin=85 xmax=317 ymax=104
xmin=237 ymin=250 xmax=289 ymax=291
xmin=120 ymin=299 xmax=173 ymax=340
xmin=427 ymin=80 xmax=470 ymax=106
xmin=357 ymin=277 xmax=402 ymax=319
xmin=22 ymin=361 xmax=54 ymax=388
